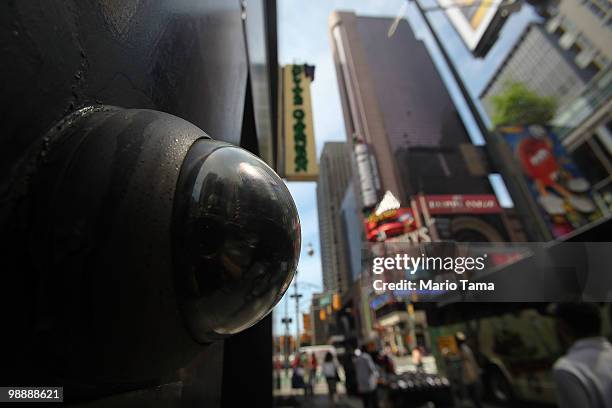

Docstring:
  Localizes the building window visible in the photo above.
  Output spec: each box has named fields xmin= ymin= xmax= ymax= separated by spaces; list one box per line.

xmin=555 ymin=26 xmax=565 ymax=37
xmin=585 ymin=62 xmax=601 ymax=77
xmin=583 ymin=0 xmax=608 ymax=20
xmin=332 ymin=25 xmax=359 ymax=138
xmin=570 ymin=42 xmax=582 ymax=56
xmin=572 ymin=140 xmax=610 ymax=186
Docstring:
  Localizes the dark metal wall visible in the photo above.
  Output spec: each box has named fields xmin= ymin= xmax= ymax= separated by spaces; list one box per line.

xmin=1 ymin=0 xmax=250 ymax=174
xmin=1 ymin=0 xmax=275 ymax=405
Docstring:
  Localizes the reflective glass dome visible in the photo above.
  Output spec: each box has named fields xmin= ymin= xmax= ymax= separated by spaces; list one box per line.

xmin=173 ymin=140 xmax=300 ymax=342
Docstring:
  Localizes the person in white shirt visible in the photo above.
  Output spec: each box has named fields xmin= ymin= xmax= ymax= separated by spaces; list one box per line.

xmin=322 ymin=352 xmax=340 ymax=404
xmin=552 ymin=303 xmax=612 ymax=408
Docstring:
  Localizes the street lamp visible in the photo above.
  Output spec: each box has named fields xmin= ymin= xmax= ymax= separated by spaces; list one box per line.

xmin=290 ymin=282 xmax=303 ymax=349
xmin=306 ymin=242 xmax=315 ymax=256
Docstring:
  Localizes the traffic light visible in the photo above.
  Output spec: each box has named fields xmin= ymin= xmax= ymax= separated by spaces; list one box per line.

xmin=332 ymin=293 xmax=342 ymax=311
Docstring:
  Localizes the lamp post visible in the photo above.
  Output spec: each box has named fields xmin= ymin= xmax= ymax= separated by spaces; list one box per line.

xmin=290 ymin=281 xmax=303 ymax=350
xmin=409 ymin=0 xmax=490 ymax=137
xmin=281 ymin=297 xmax=293 ymax=375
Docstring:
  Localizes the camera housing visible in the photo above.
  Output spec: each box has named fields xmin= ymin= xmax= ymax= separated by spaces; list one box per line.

xmin=12 ymin=106 xmax=299 ymax=383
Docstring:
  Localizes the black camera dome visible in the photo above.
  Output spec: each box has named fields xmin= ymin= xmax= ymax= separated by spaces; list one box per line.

xmin=16 ymin=106 xmax=299 ymax=380
xmin=173 ymin=141 xmax=300 ymax=342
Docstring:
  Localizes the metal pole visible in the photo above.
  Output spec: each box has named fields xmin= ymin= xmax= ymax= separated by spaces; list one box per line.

xmin=282 ymin=297 xmax=292 ymax=374
xmin=411 ymin=0 xmax=489 ymax=137
xmin=291 ymin=281 xmax=303 ymax=350
xmin=295 ymin=282 xmax=300 ymax=349
xmin=284 ymin=299 xmax=288 ymax=370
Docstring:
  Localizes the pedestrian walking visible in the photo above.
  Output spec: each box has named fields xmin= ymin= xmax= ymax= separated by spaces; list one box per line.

xmin=456 ymin=332 xmax=482 ymax=408
xmin=354 ymin=346 xmax=379 ymax=408
xmin=304 ymin=352 xmax=314 ymax=397
xmin=552 ymin=303 xmax=612 ymax=408
xmin=291 ymin=353 xmax=306 ymax=395
xmin=376 ymin=344 xmax=396 ymax=379
xmin=340 ymin=348 xmax=358 ymax=396
xmin=375 ymin=345 xmax=395 ymax=408
xmin=322 ymin=352 xmax=340 ymax=404
xmin=310 ymin=352 xmax=318 ymax=387
xmin=411 ymin=346 xmax=424 ymax=373
xmin=441 ymin=346 xmax=463 ymax=401
xmin=274 ymin=354 xmax=282 ymax=390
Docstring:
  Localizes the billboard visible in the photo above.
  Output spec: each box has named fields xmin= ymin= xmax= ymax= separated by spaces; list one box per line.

xmin=279 ymin=64 xmax=319 ymax=181
xmin=499 ymin=125 xmax=602 ymax=238
xmin=364 ymin=192 xmax=433 ymax=243
xmin=437 ymin=0 xmax=511 ymax=57
xmin=424 ymin=194 xmax=502 ymax=214
xmin=369 ymin=293 xmax=392 ymax=309
xmin=354 ymin=142 xmax=380 ymax=209
xmin=364 ymin=208 xmax=418 ymax=242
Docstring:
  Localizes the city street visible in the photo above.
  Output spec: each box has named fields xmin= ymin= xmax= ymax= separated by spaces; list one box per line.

xmin=1 ymin=0 xmax=610 ymax=405
xmin=273 ymin=371 xmax=551 ymax=408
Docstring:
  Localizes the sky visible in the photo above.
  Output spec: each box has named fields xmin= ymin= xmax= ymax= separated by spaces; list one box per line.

xmin=272 ymin=0 xmax=540 ymax=336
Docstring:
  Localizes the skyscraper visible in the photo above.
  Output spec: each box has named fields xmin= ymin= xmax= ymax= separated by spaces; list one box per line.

xmin=480 ymin=24 xmax=594 ymax=120
xmin=316 ymin=142 xmax=353 ymax=294
xmin=329 ymin=11 xmax=515 ymax=242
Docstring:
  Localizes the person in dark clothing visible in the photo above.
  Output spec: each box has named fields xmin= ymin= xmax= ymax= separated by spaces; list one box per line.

xmin=456 ymin=332 xmax=483 ymax=408
xmin=339 ymin=348 xmax=358 ymax=395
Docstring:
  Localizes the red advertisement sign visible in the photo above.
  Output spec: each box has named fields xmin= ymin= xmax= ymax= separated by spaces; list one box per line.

xmin=500 ymin=125 xmax=602 ymax=238
xmin=364 ymin=208 xmax=417 ymax=242
xmin=424 ymin=194 xmax=502 ymax=214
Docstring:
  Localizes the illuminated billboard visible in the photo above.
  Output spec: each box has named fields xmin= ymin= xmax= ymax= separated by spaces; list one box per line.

xmin=499 ymin=125 xmax=603 ymax=238
xmin=364 ymin=192 xmax=433 ymax=243
xmin=437 ymin=0 xmax=511 ymax=57
xmin=364 ymin=208 xmax=418 ymax=242
xmin=424 ymin=194 xmax=502 ymax=214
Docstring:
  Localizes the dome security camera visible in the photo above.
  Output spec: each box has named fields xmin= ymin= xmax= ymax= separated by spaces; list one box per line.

xmin=16 ymin=106 xmax=300 ymax=382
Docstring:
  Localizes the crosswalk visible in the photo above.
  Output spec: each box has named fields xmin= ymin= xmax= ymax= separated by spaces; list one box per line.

xmin=274 ymin=372 xmax=347 ymax=397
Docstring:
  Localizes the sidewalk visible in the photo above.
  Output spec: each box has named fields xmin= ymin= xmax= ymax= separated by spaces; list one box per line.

xmin=274 ymin=394 xmax=363 ymax=408
xmin=273 ymin=371 xmax=362 ymax=408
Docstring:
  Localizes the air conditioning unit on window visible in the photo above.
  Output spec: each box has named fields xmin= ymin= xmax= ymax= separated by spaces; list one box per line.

xmin=546 ymin=14 xmax=562 ymax=33
xmin=559 ymin=31 xmax=578 ymax=49
xmin=576 ymin=48 xmax=596 ymax=69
